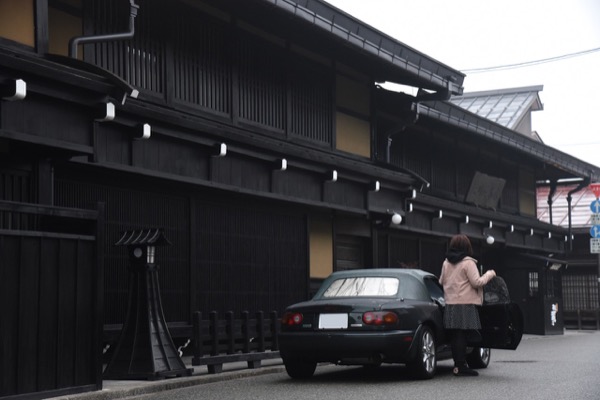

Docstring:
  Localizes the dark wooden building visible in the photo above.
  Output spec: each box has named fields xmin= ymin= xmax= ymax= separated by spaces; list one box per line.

xmin=1 ymin=0 xmax=599 ymax=398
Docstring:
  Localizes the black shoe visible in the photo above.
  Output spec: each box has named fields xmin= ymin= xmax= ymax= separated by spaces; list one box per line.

xmin=453 ymin=366 xmax=479 ymax=376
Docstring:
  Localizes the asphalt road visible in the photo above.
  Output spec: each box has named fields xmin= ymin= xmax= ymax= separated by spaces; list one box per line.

xmin=128 ymin=330 xmax=600 ymax=400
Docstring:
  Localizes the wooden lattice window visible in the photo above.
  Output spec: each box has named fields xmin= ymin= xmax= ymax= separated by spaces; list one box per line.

xmin=173 ymin=9 xmax=231 ymax=114
xmin=237 ymin=33 xmax=285 ymax=131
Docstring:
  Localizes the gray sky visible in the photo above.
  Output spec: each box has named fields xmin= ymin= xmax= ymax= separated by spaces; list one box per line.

xmin=323 ymin=0 xmax=600 ymax=168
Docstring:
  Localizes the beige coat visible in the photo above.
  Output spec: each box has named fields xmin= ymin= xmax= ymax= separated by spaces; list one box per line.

xmin=439 ymin=256 xmax=495 ymax=305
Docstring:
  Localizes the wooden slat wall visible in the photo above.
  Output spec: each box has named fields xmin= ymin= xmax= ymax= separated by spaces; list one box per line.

xmin=194 ymin=201 xmax=308 ymax=315
xmin=54 ymin=173 xmax=191 ymax=324
xmin=88 ymin=0 xmax=333 ymax=146
xmin=237 ymin=33 xmax=286 ymax=132
xmin=0 ymin=233 xmax=98 ymax=397
xmin=173 ymin=8 xmax=231 ymax=115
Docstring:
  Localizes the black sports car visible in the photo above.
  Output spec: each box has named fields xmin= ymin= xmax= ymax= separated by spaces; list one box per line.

xmin=278 ymin=268 xmax=523 ymax=379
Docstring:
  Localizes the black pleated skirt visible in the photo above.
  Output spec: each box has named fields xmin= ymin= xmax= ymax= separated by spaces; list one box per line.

xmin=443 ymin=304 xmax=482 ymax=330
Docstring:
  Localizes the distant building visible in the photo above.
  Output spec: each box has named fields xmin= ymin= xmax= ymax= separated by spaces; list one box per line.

xmin=452 ymin=86 xmax=599 ymax=328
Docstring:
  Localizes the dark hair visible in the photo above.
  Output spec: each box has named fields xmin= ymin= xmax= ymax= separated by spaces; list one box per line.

xmin=449 ymin=234 xmax=473 ymax=256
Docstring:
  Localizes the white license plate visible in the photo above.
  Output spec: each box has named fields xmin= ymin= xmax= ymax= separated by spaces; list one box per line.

xmin=318 ymin=313 xmax=348 ymax=329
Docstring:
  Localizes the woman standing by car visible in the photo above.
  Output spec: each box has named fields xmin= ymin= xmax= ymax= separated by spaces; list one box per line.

xmin=439 ymin=234 xmax=496 ymax=377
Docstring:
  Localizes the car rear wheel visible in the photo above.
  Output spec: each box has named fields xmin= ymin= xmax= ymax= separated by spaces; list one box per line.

xmin=407 ymin=326 xmax=436 ymax=379
xmin=467 ymin=347 xmax=491 ymax=369
xmin=283 ymin=358 xmax=317 ymax=379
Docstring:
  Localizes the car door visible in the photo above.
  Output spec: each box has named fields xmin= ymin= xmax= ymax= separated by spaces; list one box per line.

xmin=471 ymin=302 xmax=524 ymax=350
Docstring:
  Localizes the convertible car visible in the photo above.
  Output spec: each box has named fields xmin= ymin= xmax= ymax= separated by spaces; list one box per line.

xmin=278 ymin=268 xmax=523 ymax=379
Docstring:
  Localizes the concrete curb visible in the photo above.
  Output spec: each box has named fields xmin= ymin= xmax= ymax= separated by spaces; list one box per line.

xmin=53 ymin=362 xmax=286 ymax=400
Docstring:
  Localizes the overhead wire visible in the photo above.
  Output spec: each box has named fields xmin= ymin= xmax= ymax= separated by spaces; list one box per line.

xmin=461 ymin=46 xmax=600 ymax=73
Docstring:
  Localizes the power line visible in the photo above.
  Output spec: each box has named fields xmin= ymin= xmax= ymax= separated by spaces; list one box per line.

xmin=461 ymin=47 xmax=600 ymax=73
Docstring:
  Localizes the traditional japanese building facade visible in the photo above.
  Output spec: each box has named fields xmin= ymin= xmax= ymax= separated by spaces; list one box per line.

xmin=1 ymin=0 xmax=599 ymax=398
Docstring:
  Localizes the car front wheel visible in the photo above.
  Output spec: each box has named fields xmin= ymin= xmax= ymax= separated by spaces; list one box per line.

xmin=407 ymin=326 xmax=436 ymax=379
xmin=467 ymin=347 xmax=491 ymax=369
xmin=283 ymin=358 xmax=317 ymax=379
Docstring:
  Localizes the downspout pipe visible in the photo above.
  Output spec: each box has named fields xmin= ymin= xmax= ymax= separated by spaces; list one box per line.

xmin=382 ymin=81 xmax=453 ymax=192
xmin=547 ymin=180 xmax=557 ymax=225
xmin=69 ymin=0 xmax=140 ymax=59
xmin=383 ymin=103 xmax=431 ymax=191
xmin=567 ymin=178 xmax=590 ymax=253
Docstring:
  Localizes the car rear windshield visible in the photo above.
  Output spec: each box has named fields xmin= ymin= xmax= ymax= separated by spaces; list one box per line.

xmin=322 ymin=277 xmax=399 ymax=297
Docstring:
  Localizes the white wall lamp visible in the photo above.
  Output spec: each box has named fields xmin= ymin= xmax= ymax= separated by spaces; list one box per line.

xmin=509 ymin=225 xmax=515 ymax=233
xmin=437 ymin=210 xmax=443 ymax=219
xmin=370 ymin=180 xmax=380 ymax=192
xmin=276 ymin=158 xmax=287 ymax=171
xmin=485 ymin=233 xmax=495 ymax=245
xmin=387 ymin=209 xmax=403 ymax=225
xmin=411 ymin=189 xmax=417 ymax=199
xmin=548 ymin=232 xmax=552 ymax=239
xmin=214 ymin=142 xmax=227 ymax=157
xmin=407 ymin=203 xmax=413 ymax=213
xmin=327 ymin=170 xmax=338 ymax=183
xmin=1 ymin=79 xmax=26 ymax=101
xmin=488 ymin=221 xmax=493 ymax=229
xmin=464 ymin=215 xmax=470 ymax=224
xmin=529 ymin=228 xmax=534 ymax=236
xmin=96 ymin=102 xmax=116 ymax=122
xmin=134 ymin=123 xmax=151 ymax=140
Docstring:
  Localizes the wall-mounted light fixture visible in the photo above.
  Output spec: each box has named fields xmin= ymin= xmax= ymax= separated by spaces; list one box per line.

xmin=529 ymin=228 xmax=534 ymax=236
xmin=134 ymin=123 xmax=151 ymax=140
xmin=509 ymin=224 xmax=515 ymax=233
xmin=387 ymin=209 xmax=403 ymax=225
xmin=411 ymin=189 xmax=417 ymax=199
xmin=407 ymin=203 xmax=413 ymax=213
xmin=437 ymin=210 xmax=443 ymax=219
xmin=485 ymin=233 xmax=495 ymax=245
xmin=96 ymin=102 xmax=116 ymax=122
xmin=370 ymin=181 xmax=380 ymax=192
xmin=464 ymin=215 xmax=470 ymax=224
xmin=327 ymin=170 xmax=338 ymax=183
xmin=214 ymin=142 xmax=227 ymax=157
xmin=488 ymin=221 xmax=493 ymax=229
xmin=277 ymin=158 xmax=287 ymax=171
xmin=1 ymin=79 xmax=26 ymax=101
xmin=548 ymin=232 xmax=552 ymax=239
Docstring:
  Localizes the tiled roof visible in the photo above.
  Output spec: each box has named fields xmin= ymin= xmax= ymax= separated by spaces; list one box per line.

xmin=450 ymin=86 xmax=543 ymax=132
xmin=537 ymin=185 xmax=598 ymax=228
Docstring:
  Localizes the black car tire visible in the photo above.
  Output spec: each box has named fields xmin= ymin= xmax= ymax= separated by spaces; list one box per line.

xmin=283 ymin=358 xmax=317 ymax=379
xmin=466 ymin=347 xmax=491 ymax=369
xmin=407 ymin=325 xmax=437 ymax=379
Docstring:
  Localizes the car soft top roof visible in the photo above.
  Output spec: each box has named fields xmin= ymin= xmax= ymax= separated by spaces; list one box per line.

xmin=327 ymin=268 xmax=436 ymax=280
xmin=313 ymin=268 xmax=435 ymax=301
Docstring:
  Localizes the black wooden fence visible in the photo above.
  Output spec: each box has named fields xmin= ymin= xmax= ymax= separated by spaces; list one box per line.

xmin=0 ymin=200 xmax=103 ymax=400
xmin=191 ymin=311 xmax=281 ymax=374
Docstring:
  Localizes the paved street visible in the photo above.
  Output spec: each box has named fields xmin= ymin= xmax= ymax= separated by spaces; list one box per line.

xmin=124 ymin=330 xmax=600 ymax=400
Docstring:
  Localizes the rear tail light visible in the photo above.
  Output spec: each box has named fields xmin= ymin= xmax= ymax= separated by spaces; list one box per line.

xmin=362 ymin=311 xmax=398 ymax=326
xmin=282 ymin=312 xmax=303 ymax=326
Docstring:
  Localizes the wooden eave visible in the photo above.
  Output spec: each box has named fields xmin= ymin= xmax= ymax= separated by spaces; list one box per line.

xmin=120 ymin=100 xmax=416 ymax=190
xmin=0 ymin=46 xmax=133 ymax=105
xmin=204 ymin=0 xmax=465 ymax=95
xmin=418 ymin=100 xmax=600 ymax=182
